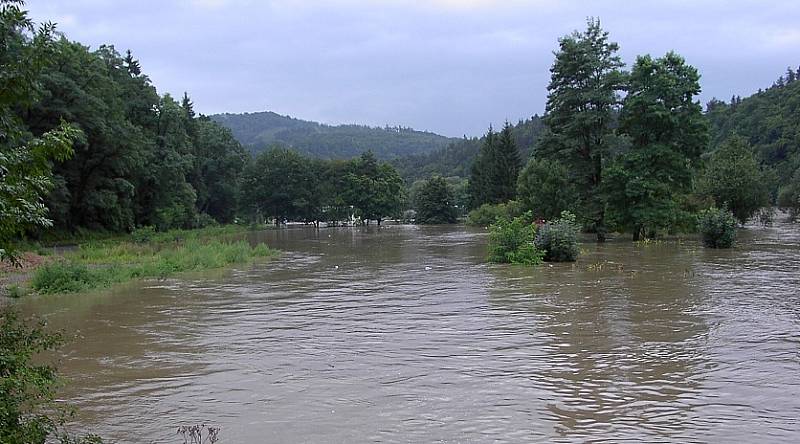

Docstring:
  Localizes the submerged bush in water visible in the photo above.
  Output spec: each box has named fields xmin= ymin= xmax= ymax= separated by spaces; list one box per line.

xmin=177 ymin=424 xmax=220 ymax=444
xmin=535 ymin=211 xmax=580 ymax=262
xmin=487 ymin=212 xmax=544 ymax=265
xmin=699 ymin=207 xmax=737 ymax=248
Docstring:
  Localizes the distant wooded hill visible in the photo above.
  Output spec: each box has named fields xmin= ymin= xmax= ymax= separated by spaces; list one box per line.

xmin=210 ymin=111 xmax=455 ymax=159
xmin=391 ymin=116 xmax=545 ymax=181
xmin=212 ymin=65 xmax=800 ymax=188
xmin=706 ymin=68 xmax=800 ymax=187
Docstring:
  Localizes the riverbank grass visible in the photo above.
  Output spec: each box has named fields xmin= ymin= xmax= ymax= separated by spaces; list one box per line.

xmin=27 ymin=227 xmax=274 ymax=295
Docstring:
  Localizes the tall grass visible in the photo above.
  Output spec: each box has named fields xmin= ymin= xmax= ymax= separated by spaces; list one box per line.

xmin=31 ymin=236 xmax=274 ymax=295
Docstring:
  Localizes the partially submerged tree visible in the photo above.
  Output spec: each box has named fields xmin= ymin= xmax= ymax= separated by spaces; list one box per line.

xmin=414 ymin=176 xmax=457 ymax=224
xmin=538 ymin=18 xmax=626 ymax=241
xmin=699 ymin=136 xmax=770 ymax=224
xmin=468 ymin=123 xmax=522 ymax=209
xmin=517 ymin=157 xmax=577 ymax=221
xmin=607 ymin=52 xmax=708 ymax=240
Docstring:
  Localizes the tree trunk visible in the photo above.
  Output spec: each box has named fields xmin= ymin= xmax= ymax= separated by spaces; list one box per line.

xmin=595 ymin=216 xmax=607 ymax=242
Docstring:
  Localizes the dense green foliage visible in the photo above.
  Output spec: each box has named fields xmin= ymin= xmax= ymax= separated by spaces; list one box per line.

xmin=699 ymin=136 xmax=771 ymax=224
xmin=516 ymin=158 xmax=577 ymax=221
xmin=241 ymin=149 xmax=404 ymax=225
xmin=468 ymin=123 xmax=523 ymax=208
xmin=606 ymin=52 xmax=708 ymax=240
xmin=413 ymin=176 xmax=458 ymax=224
xmin=345 ymin=152 xmax=405 ymax=224
xmin=3 ymin=1 xmax=416 ymax=242
xmin=534 ymin=211 xmax=580 ymax=262
xmin=0 ymin=2 xmax=247 ymax=238
xmin=211 ymin=111 xmax=453 ymax=159
xmin=1 ymin=307 xmax=101 ymax=443
xmin=706 ymin=68 xmax=800 ymax=222
xmin=698 ymin=207 xmax=737 ymax=248
xmin=466 ymin=201 xmax=522 ymax=226
xmin=23 ymin=40 xmax=248 ymax=232
xmin=706 ymin=68 xmax=800 ymax=192
xmin=4 ymin=0 xmax=799 ymax=263
xmin=0 ymin=308 xmax=61 ymax=443
xmin=487 ymin=213 xmax=543 ymax=265
xmin=0 ymin=1 xmax=80 ymax=262
xmin=537 ymin=18 xmax=625 ymax=241
xmin=777 ymin=169 xmax=800 ymax=220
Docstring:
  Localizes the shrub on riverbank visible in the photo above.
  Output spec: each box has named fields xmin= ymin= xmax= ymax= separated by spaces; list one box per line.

xmin=535 ymin=211 xmax=580 ymax=262
xmin=30 ymin=237 xmax=274 ymax=295
xmin=699 ymin=207 xmax=737 ymax=248
xmin=1 ymin=309 xmax=103 ymax=443
xmin=487 ymin=213 xmax=544 ymax=265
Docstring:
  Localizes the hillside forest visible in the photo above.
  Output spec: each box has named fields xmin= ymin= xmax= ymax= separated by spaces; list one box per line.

xmin=3 ymin=5 xmax=800 ymax=263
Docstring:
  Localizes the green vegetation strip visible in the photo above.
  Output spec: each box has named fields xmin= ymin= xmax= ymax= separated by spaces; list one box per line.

xmin=29 ymin=226 xmax=274 ymax=295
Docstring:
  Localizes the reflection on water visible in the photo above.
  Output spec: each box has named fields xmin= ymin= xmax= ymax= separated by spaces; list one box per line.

xmin=20 ymin=223 xmax=800 ymax=443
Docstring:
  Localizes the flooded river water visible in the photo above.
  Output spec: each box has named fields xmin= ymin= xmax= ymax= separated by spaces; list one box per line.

xmin=19 ymin=223 xmax=800 ymax=443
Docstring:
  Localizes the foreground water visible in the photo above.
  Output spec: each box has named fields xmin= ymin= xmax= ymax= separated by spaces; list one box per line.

xmin=20 ymin=223 xmax=800 ymax=443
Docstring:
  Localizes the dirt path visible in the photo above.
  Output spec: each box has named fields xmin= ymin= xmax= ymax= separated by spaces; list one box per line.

xmin=0 ymin=252 xmax=51 ymax=296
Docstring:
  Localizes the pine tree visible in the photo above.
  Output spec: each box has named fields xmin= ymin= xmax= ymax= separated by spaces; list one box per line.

xmin=123 ymin=49 xmax=141 ymax=76
xmin=538 ymin=18 xmax=625 ymax=241
xmin=468 ymin=126 xmax=496 ymax=208
xmin=181 ymin=92 xmax=195 ymax=119
xmin=493 ymin=121 xmax=522 ymax=202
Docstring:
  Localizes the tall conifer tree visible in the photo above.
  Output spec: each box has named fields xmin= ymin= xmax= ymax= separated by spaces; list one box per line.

xmin=538 ymin=18 xmax=625 ymax=241
xmin=468 ymin=126 xmax=496 ymax=209
xmin=494 ymin=122 xmax=522 ymax=202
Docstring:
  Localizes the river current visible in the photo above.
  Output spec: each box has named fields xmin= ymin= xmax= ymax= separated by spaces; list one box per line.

xmin=22 ymin=223 xmax=800 ymax=443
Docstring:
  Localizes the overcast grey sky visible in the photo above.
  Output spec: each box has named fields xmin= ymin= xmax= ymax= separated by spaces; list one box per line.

xmin=26 ymin=0 xmax=800 ymax=137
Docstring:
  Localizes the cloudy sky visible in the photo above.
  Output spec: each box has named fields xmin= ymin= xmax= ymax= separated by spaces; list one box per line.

xmin=26 ymin=0 xmax=800 ymax=137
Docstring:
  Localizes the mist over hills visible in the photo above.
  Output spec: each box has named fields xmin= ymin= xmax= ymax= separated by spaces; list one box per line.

xmin=210 ymin=111 xmax=455 ymax=160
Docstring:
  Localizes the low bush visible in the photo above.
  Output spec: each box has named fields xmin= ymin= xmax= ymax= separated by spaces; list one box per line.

xmin=31 ymin=261 xmax=101 ymax=294
xmin=6 ymin=284 xmax=26 ymax=298
xmin=194 ymin=213 xmax=219 ymax=229
xmin=535 ymin=211 xmax=580 ymax=262
xmin=1 ymin=309 xmax=104 ymax=443
xmin=699 ymin=207 xmax=737 ymax=248
xmin=131 ymin=226 xmax=156 ymax=244
xmin=487 ymin=213 xmax=544 ymax=265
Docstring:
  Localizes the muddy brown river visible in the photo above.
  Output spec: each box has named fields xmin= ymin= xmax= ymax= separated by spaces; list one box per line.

xmin=18 ymin=223 xmax=800 ymax=443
